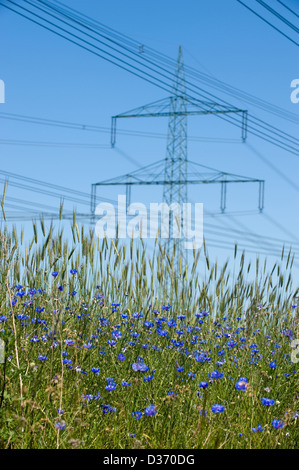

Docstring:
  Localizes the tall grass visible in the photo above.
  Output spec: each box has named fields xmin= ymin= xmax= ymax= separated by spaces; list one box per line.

xmin=0 ymin=214 xmax=298 ymax=449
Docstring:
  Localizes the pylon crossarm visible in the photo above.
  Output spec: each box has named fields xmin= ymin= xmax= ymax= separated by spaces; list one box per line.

xmin=111 ymin=97 xmax=247 ymax=147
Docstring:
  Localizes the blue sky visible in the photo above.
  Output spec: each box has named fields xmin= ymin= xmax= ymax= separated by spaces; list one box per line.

xmin=0 ymin=0 xmax=298 ymax=277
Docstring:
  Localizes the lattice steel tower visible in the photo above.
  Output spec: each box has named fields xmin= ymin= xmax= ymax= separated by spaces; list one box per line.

xmin=91 ymin=47 xmax=264 ymax=269
xmin=163 ymin=46 xmax=188 ymax=261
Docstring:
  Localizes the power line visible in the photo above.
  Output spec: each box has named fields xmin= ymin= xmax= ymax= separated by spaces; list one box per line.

xmin=1 ymin=184 xmax=297 ymax=261
xmin=262 ymin=210 xmax=299 ymax=242
xmin=30 ymin=0 xmax=299 ymax=153
xmin=276 ymin=0 xmax=299 ymax=19
xmin=0 ymin=168 xmax=294 ymax=251
xmin=49 ymin=0 xmax=299 ymax=125
xmin=0 ymin=110 xmax=104 ymax=131
xmin=5 ymin=195 xmax=76 ymax=213
xmin=1 ymin=0 xmax=298 ymax=156
xmin=204 ymin=220 xmax=299 ymax=248
xmin=255 ymin=0 xmax=299 ymax=34
xmin=0 ymin=170 xmax=116 ymax=206
xmin=183 ymin=49 xmax=299 ymax=125
xmin=204 ymin=237 xmax=297 ymax=261
xmin=2 ymin=202 xmax=296 ymax=261
xmin=203 ymin=207 xmax=293 ymax=258
xmin=0 ymin=112 xmax=243 ymax=144
xmin=0 ymin=138 xmax=110 ymax=148
xmin=245 ymin=142 xmax=299 ymax=194
xmin=236 ymin=0 xmax=299 ymax=46
xmin=3 ymin=206 xmax=296 ymax=259
xmin=1 ymin=0 xmax=298 ymax=262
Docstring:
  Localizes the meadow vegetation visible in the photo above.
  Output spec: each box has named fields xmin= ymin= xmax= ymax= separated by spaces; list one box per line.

xmin=0 ymin=210 xmax=298 ymax=449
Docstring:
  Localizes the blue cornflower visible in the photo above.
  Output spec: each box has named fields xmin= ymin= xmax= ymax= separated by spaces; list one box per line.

xmin=195 ymin=312 xmax=203 ymax=318
xmin=52 ymin=271 xmax=58 ymax=277
xmin=132 ymin=411 xmax=143 ymax=420
xmin=269 ymin=362 xmax=277 ymax=369
xmin=81 ymin=394 xmax=93 ymax=403
xmin=121 ymin=381 xmax=131 ymax=387
xmin=63 ymin=359 xmax=72 ymax=366
xmin=30 ymin=336 xmax=40 ymax=343
xmin=112 ymin=330 xmax=122 ymax=339
xmin=143 ymin=321 xmax=154 ymax=328
xmin=101 ymin=404 xmax=116 ymax=414
xmin=105 ymin=382 xmax=117 ymax=392
xmin=132 ymin=312 xmax=143 ymax=319
xmin=28 ymin=289 xmax=37 ymax=297
xmin=70 ymin=269 xmax=77 ymax=275
xmin=235 ymin=378 xmax=249 ymax=391
xmin=199 ymin=382 xmax=209 ymax=389
xmin=65 ymin=339 xmax=75 ymax=346
xmin=117 ymin=353 xmax=126 ymax=361
xmin=194 ymin=354 xmax=208 ymax=363
xmin=161 ymin=304 xmax=171 ymax=311
xmin=260 ymin=397 xmax=275 ymax=406
xmin=144 ymin=374 xmax=154 ymax=382
xmin=210 ymin=370 xmax=224 ymax=379
xmin=131 ymin=359 xmax=149 ymax=372
xmin=252 ymin=424 xmax=265 ymax=433
xmin=156 ymin=328 xmax=169 ymax=337
xmin=37 ymin=355 xmax=47 ymax=361
xmin=272 ymin=419 xmax=284 ymax=429
xmin=16 ymin=291 xmax=25 ymax=297
xmin=91 ymin=367 xmax=100 ymax=375
xmin=226 ymin=340 xmax=237 ymax=348
xmin=55 ymin=421 xmax=66 ymax=430
xmin=144 ymin=405 xmax=157 ymax=417
xmin=131 ymin=332 xmax=140 ymax=338
xmin=211 ymin=404 xmax=225 ymax=414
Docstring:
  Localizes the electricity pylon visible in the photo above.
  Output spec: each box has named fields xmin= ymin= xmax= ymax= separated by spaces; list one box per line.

xmin=91 ymin=47 xmax=264 ymax=268
xmin=162 ymin=46 xmax=188 ymax=263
